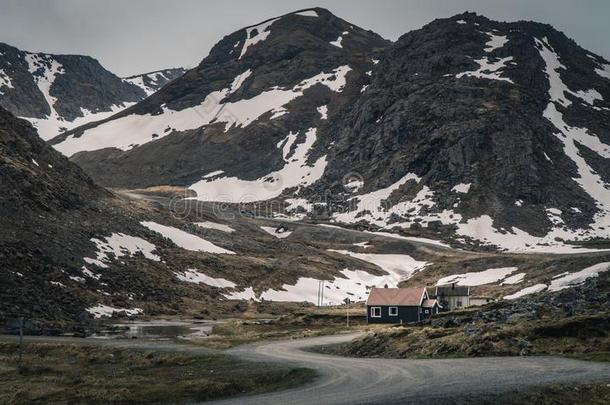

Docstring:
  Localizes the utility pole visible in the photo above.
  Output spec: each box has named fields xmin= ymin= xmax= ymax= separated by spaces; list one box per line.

xmin=344 ymin=298 xmax=350 ymax=327
xmin=17 ymin=317 xmax=24 ymax=372
xmin=317 ymin=280 xmax=326 ymax=308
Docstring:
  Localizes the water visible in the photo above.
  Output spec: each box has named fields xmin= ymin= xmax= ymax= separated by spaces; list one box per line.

xmin=90 ymin=320 xmax=219 ymax=340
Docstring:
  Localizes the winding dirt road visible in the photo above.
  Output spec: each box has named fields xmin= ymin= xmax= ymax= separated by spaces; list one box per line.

xmin=207 ymin=332 xmax=610 ymax=405
xmin=4 ymin=333 xmax=609 ymax=404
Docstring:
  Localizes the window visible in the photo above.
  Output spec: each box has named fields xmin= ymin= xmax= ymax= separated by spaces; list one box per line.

xmin=457 ymin=301 xmax=463 ymax=307
xmin=370 ymin=307 xmax=381 ymax=318
xmin=424 ymin=309 xmax=429 ymax=314
xmin=389 ymin=307 xmax=398 ymax=316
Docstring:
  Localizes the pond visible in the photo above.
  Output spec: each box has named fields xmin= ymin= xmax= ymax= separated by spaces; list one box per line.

xmin=90 ymin=320 xmax=220 ymax=340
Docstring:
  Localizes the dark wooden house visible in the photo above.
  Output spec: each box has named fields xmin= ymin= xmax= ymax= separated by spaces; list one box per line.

xmin=435 ymin=284 xmax=470 ymax=310
xmin=366 ymin=287 xmax=441 ymax=324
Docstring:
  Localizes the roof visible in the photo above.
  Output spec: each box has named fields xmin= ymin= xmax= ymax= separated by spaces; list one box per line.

xmin=436 ymin=285 xmax=470 ymax=297
xmin=422 ymin=299 xmax=441 ymax=308
xmin=367 ymin=287 xmax=426 ymax=306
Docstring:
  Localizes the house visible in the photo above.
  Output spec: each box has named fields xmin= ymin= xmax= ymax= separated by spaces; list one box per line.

xmin=366 ymin=287 xmax=441 ymax=324
xmin=435 ymin=284 xmax=470 ymax=310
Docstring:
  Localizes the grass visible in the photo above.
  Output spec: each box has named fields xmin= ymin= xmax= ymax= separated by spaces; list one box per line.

xmin=194 ymin=315 xmax=365 ymax=349
xmin=567 ymin=352 xmax=610 ymax=363
xmin=0 ymin=342 xmax=316 ymax=404
xmin=455 ymin=382 xmax=610 ymax=405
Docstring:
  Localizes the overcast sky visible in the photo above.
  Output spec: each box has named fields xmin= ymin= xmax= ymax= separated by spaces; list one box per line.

xmin=1 ymin=0 xmax=608 ymax=76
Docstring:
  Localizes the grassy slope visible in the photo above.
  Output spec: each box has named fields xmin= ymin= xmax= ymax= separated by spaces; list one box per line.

xmin=0 ymin=342 xmax=315 ymax=404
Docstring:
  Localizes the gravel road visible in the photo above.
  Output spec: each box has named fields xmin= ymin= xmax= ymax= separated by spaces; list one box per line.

xmin=206 ymin=332 xmax=610 ymax=405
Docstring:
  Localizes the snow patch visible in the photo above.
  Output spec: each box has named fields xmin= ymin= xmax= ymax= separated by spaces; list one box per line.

xmin=240 ymin=18 xmax=279 ymax=59
xmin=345 ymin=179 xmax=364 ymax=193
xmin=484 ymin=32 xmax=508 ymax=52
xmin=195 ymin=221 xmax=234 ymax=233
xmin=317 ymin=105 xmax=328 ymax=119
xmin=594 ymin=63 xmax=610 ymax=80
xmin=503 ymin=284 xmax=548 ymax=300
xmin=0 ymin=69 xmax=14 ymax=93
xmin=174 ymin=269 xmax=236 ymax=288
xmin=86 ymin=304 xmax=143 ymax=319
xmin=203 ymin=170 xmax=224 ymax=179
xmin=84 ymin=233 xmax=160 ymax=268
xmin=437 ymin=267 xmax=518 ymax=286
xmin=456 ymin=56 xmax=514 ymax=83
xmin=329 ymin=250 xmax=428 ymax=281
xmin=293 ymin=10 xmax=319 ymax=17
xmin=189 ymin=128 xmax=327 ymax=203
xmin=501 ymin=272 xmax=526 ymax=285
xmin=452 ymin=183 xmax=471 ymax=193
xmin=548 ymin=262 xmax=610 ymax=291
xmin=54 ymin=66 xmax=351 ymax=155
xmin=225 ymin=268 xmax=417 ymax=304
xmin=333 ymin=173 xmax=432 ymax=227
xmin=366 ymin=231 xmax=452 ymax=249
xmin=140 ymin=221 xmax=234 ymax=254
xmin=261 ymin=226 xmax=292 ymax=239
xmin=330 ymin=31 xmax=349 ymax=48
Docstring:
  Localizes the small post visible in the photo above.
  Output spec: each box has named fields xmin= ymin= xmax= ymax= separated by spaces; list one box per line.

xmin=344 ymin=298 xmax=350 ymax=327
xmin=17 ymin=317 xmax=24 ymax=372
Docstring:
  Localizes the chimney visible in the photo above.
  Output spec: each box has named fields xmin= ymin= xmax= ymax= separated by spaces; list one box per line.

xmin=452 ymin=283 xmax=455 ymax=289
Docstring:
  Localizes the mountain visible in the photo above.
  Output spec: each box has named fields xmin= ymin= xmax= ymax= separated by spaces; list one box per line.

xmin=49 ymin=8 xmax=389 ymax=188
xmin=311 ymin=12 xmax=610 ymax=253
xmin=50 ymin=10 xmax=610 ymax=253
xmin=0 ymin=42 xmax=183 ymax=141
xmin=123 ymin=68 xmax=187 ymax=96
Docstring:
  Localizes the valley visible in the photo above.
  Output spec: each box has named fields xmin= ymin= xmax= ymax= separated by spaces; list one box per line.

xmin=1 ymin=4 xmax=609 ymax=404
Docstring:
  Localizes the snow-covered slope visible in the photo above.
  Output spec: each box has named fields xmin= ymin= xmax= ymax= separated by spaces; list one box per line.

xmin=123 ymin=68 xmax=186 ymax=96
xmin=0 ymin=43 xmax=184 ymax=141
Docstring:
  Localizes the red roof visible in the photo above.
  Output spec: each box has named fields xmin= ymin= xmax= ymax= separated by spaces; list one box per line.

xmin=422 ymin=299 xmax=441 ymax=308
xmin=367 ymin=287 xmax=427 ymax=306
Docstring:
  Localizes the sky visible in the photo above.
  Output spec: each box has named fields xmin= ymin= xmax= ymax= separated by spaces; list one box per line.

xmin=1 ymin=0 xmax=608 ymax=76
